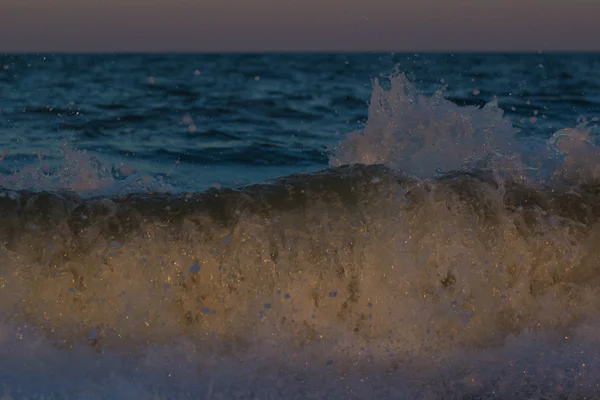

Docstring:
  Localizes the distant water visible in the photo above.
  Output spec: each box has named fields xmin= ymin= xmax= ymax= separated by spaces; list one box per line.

xmin=0 ymin=53 xmax=600 ymax=399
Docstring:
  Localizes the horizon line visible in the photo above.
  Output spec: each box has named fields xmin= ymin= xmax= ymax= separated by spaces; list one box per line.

xmin=2 ymin=50 xmax=600 ymax=55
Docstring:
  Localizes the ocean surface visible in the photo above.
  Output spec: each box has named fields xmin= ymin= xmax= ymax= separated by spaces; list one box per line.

xmin=0 ymin=53 xmax=600 ymax=399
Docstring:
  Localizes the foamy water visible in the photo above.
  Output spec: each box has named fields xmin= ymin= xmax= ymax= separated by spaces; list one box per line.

xmin=1 ymin=55 xmax=600 ymax=399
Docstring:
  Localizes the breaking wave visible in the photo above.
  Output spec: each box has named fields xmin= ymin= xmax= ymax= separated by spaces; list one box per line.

xmin=1 ymin=73 xmax=600 ymax=399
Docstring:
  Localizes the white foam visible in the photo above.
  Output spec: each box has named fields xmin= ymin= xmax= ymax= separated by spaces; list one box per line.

xmin=330 ymin=71 xmax=520 ymax=177
xmin=0 ymin=145 xmax=173 ymax=196
xmin=330 ymin=72 xmax=600 ymax=189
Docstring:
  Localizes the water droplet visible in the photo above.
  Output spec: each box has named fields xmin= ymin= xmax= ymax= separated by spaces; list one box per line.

xmin=88 ymin=327 xmax=97 ymax=340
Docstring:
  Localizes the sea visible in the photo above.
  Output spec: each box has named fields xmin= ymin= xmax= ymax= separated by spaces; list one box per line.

xmin=0 ymin=53 xmax=599 ymax=399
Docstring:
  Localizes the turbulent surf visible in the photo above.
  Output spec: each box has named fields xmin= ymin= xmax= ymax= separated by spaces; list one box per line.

xmin=2 ymin=161 xmax=600 ymax=398
xmin=1 ymin=58 xmax=600 ymax=399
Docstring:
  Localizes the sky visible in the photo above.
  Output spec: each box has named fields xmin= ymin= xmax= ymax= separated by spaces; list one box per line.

xmin=1 ymin=0 xmax=599 ymax=52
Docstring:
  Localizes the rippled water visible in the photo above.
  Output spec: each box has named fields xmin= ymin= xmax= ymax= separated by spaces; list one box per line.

xmin=1 ymin=53 xmax=598 ymax=191
xmin=0 ymin=53 xmax=600 ymax=399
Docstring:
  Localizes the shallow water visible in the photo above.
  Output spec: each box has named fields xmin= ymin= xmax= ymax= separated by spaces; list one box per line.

xmin=0 ymin=53 xmax=600 ymax=399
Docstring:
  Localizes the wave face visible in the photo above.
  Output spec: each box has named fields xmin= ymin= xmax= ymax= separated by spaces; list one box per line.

xmin=2 ymin=163 xmax=600 ymax=398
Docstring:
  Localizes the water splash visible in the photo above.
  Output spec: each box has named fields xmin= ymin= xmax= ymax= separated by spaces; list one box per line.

xmin=548 ymin=117 xmax=600 ymax=184
xmin=330 ymin=71 xmax=520 ymax=177
xmin=0 ymin=144 xmax=173 ymax=196
xmin=2 ymin=163 xmax=600 ymax=399
xmin=330 ymin=72 xmax=600 ymax=190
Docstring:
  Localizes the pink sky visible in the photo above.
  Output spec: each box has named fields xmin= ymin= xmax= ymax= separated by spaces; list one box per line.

xmin=1 ymin=0 xmax=598 ymax=52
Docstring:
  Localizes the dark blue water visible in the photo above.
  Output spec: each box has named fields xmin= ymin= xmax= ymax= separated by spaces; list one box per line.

xmin=1 ymin=53 xmax=600 ymax=400
xmin=1 ymin=53 xmax=598 ymax=191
